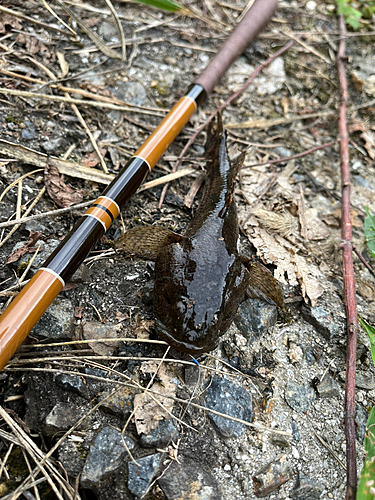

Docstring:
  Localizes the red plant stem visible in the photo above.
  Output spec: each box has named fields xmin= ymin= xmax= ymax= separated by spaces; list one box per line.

xmin=353 ymin=246 xmax=375 ymax=278
xmin=337 ymin=15 xmax=358 ymax=500
xmin=158 ymin=39 xmax=295 ymax=208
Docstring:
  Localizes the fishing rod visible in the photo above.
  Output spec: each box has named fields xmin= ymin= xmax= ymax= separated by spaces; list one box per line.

xmin=0 ymin=0 xmax=278 ymax=370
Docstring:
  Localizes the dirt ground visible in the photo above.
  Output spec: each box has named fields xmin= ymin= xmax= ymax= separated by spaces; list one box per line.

xmin=0 ymin=0 xmax=375 ymax=499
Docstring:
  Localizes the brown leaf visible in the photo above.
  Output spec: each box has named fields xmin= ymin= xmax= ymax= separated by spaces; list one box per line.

xmin=133 ymin=361 xmax=176 ymax=435
xmin=74 ymin=306 xmax=84 ymax=319
xmin=348 ymin=119 xmax=365 ymax=134
xmin=45 ymin=165 xmax=83 ymax=208
xmin=0 ymin=14 xmax=23 ymax=34
xmin=82 ymin=321 xmax=119 ymax=356
xmin=81 ymin=148 xmax=107 ymax=168
xmin=134 ymin=315 xmax=153 ymax=339
xmin=5 ymin=232 xmax=43 ymax=265
xmin=360 ymin=130 xmax=375 ymax=160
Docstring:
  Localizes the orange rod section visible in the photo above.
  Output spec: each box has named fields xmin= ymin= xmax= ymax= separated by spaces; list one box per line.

xmin=0 ymin=270 xmax=63 ymax=370
xmin=135 ymin=96 xmax=196 ymax=169
xmin=85 ymin=196 xmax=120 ymax=231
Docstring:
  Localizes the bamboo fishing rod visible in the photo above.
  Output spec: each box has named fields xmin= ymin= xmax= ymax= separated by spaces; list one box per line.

xmin=0 ymin=0 xmax=278 ymax=370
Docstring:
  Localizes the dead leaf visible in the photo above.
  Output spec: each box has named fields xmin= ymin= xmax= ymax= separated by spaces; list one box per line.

xmin=74 ymin=306 xmax=84 ymax=319
xmin=241 ymin=211 xmax=326 ymax=306
xmin=56 ymin=51 xmax=69 ymax=78
xmin=45 ymin=165 xmax=83 ymax=208
xmin=134 ymin=315 xmax=153 ymax=339
xmin=0 ymin=14 xmax=22 ymax=34
xmin=115 ymin=310 xmax=128 ymax=323
xmin=348 ymin=119 xmax=365 ymax=134
xmin=82 ymin=321 xmax=119 ymax=356
xmin=82 ymin=148 xmax=107 ymax=168
xmin=351 ymin=71 xmax=364 ymax=92
xmin=133 ymin=361 xmax=176 ymax=435
xmin=332 ymin=208 xmax=362 ymax=229
xmin=5 ymin=232 xmax=43 ymax=265
xmin=360 ymin=130 xmax=375 ymax=159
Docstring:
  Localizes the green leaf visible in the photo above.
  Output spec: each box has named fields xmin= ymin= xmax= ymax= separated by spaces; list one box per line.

xmin=359 ymin=316 xmax=375 ymax=368
xmin=365 ymin=207 xmax=375 ymax=258
xmin=130 ymin=0 xmax=186 ymax=13
xmin=336 ymin=0 xmax=363 ymax=28
xmin=357 ymin=407 xmax=375 ymax=500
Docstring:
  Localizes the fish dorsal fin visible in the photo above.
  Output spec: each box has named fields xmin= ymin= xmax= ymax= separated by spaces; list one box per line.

xmin=114 ymin=226 xmax=182 ymax=261
xmin=241 ymin=256 xmax=285 ymax=310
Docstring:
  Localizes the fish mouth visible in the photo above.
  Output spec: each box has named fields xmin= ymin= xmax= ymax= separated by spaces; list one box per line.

xmin=154 ymin=319 xmax=217 ymax=356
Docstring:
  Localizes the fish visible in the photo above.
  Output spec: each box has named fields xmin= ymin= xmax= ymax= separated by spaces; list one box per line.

xmin=114 ymin=116 xmax=284 ymax=356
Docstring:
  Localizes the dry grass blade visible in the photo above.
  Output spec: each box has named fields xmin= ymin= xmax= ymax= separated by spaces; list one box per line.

xmin=0 ymin=169 xmax=43 ymax=205
xmin=0 ymin=87 xmax=165 ymax=117
xmin=103 ymin=0 xmax=127 ymax=60
xmin=0 ymin=5 xmax=72 ymax=35
xmin=0 ymin=140 xmax=113 ymax=185
xmin=0 ymin=406 xmax=77 ymax=500
xmin=39 ymin=0 xmax=76 ymax=34
xmin=4 ymin=366 xmax=291 ymax=437
xmin=54 ymin=0 xmax=124 ymax=59
xmin=0 ymin=187 xmax=46 ymax=249
xmin=226 ymin=110 xmax=335 ymax=130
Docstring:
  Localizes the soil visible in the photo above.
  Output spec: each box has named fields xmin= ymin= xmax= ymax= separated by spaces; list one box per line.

xmin=0 ymin=0 xmax=375 ymax=499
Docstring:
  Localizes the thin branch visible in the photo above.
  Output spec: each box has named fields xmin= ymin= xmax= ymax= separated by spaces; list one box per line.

xmin=352 ymin=247 xmax=375 ymax=278
xmin=337 ymin=15 xmax=358 ymax=500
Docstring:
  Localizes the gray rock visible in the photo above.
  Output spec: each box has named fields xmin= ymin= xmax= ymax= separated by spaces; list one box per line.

xmin=25 ymin=220 xmax=48 ymax=234
xmin=316 ymin=374 xmax=340 ymax=398
xmin=158 ymin=458 xmax=222 ymax=500
xmin=356 ymin=404 xmax=368 ymax=445
xmin=58 ymin=440 xmax=87 ymax=478
xmin=301 ymin=297 xmax=345 ymax=341
xmin=112 ymin=82 xmax=147 ymax=106
xmin=98 ymin=21 xmax=119 ymax=42
xmin=339 ymin=370 xmax=375 ymax=390
xmin=204 ymin=376 xmax=253 ymax=438
xmin=21 ymin=120 xmax=36 ymax=140
xmin=99 ymin=386 xmax=133 ymax=417
xmin=270 ymin=432 xmax=291 ymax=448
xmin=70 ymin=264 xmax=92 ymax=284
xmin=44 ymin=402 xmax=91 ymax=435
xmin=235 ymin=298 xmax=278 ymax=344
xmin=290 ymin=474 xmax=323 ymax=499
xmin=184 ymin=365 xmax=201 ymax=389
xmin=291 ymin=421 xmax=300 ymax=442
xmin=81 ymin=426 xmax=135 ymax=488
xmin=55 ymin=373 xmax=89 ymax=399
xmin=253 ymin=455 xmax=293 ymax=497
xmin=275 ymin=146 xmax=292 ymax=157
xmin=356 ymin=370 xmax=375 ymax=390
xmin=31 ymin=297 xmax=74 ymax=341
xmin=42 ymin=137 xmax=67 ymax=153
xmin=285 ymin=380 xmax=316 ymax=413
xmin=140 ymin=419 xmax=180 ymax=448
xmin=128 ymin=453 xmax=162 ymax=499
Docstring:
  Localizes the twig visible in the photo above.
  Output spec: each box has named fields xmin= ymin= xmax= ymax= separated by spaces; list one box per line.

xmin=0 ymin=187 xmax=46 ymax=249
xmin=337 ymin=15 xmax=358 ymax=500
xmin=241 ymin=140 xmax=337 ymax=169
xmin=158 ymin=38 xmax=295 ymax=208
xmin=353 ymin=246 xmax=375 ymax=278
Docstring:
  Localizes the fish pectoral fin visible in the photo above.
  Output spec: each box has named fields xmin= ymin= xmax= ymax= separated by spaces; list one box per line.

xmin=114 ymin=226 xmax=182 ymax=261
xmin=241 ymin=256 xmax=285 ymax=310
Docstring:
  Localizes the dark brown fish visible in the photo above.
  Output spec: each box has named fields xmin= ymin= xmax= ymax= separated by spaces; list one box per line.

xmin=115 ymin=117 xmax=284 ymax=355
